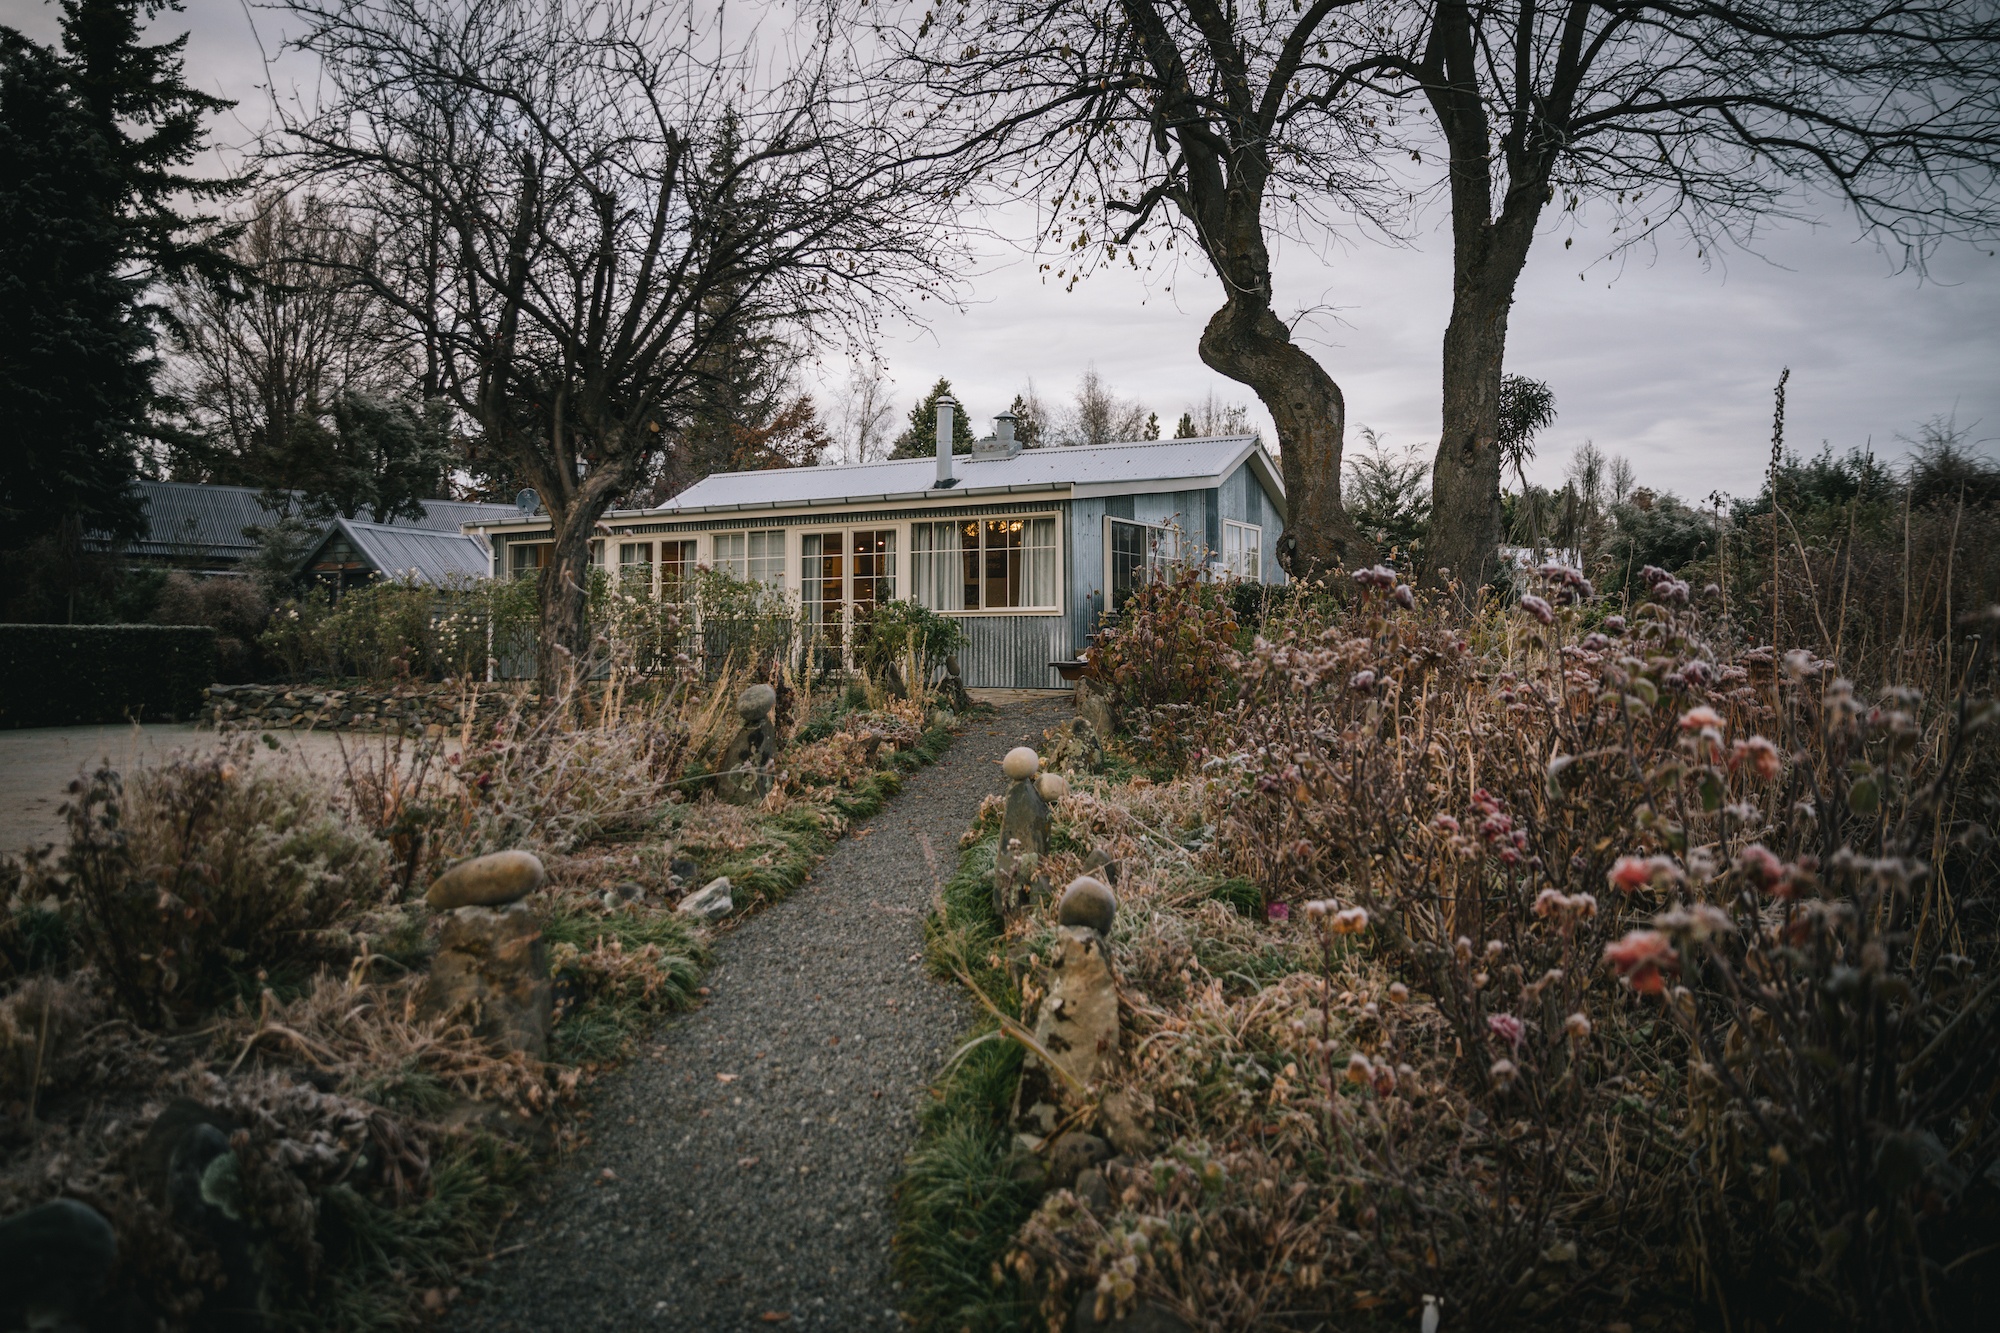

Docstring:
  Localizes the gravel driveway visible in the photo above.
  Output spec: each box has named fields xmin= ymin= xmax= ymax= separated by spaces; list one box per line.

xmin=449 ymin=696 xmax=1071 ymax=1333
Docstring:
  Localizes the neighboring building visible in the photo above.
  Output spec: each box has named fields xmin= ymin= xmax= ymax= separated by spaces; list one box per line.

xmin=104 ymin=480 xmax=512 ymax=583
xmin=463 ymin=407 xmax=1287 ymax=689
xmin=297 ymin=516 xmax=499 ymax=589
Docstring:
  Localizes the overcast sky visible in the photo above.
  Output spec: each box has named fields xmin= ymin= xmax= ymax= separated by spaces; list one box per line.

xmin=8 ymin=0 xmax=1995 ymax=501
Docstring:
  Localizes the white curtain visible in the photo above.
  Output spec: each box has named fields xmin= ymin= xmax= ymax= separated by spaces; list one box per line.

xmin=1025 ymin=517 xmax=1057 ymax=608
xmin=911 ymin=522 xmax=963 ymax=610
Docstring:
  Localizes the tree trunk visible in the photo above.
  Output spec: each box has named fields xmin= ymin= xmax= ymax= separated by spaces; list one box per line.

xmin=534 ymin=507 xmax=597 ymax=700
xmin=1425 ymin=254 xmax=1524 ymax=596
xmin=1198 ymin=295 xmax=1366 ymax=580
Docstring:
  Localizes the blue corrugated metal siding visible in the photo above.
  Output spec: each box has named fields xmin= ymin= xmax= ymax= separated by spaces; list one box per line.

xmin=956 ymin=616 xmax=1069 ymax=689
xmin=1068 ymin=497 xmax=1109 ymax=651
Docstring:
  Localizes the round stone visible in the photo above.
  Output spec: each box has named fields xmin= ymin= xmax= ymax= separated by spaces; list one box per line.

xmin=737 ymin=683 xmax=777 ymax=723
xmin=1002 ymin=746 xmax=1040 ymax=780
xmin=426 ymin=850 xmax=547 ymax=910
xmin=1058 ymin=876 xmax=1116 ymax=936
xmin=1036 ymin=772 xmax=1069 ymax=802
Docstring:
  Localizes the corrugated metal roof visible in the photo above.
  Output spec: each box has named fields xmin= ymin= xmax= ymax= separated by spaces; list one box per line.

xmin=649 ymin=435 xmax=1278 ymax=517
xmin=326 ymin=519 xmax=495 ymax=587
xmin=114 ymin=481 xmax=515 ymax=561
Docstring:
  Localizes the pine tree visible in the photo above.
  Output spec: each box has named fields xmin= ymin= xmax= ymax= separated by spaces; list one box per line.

xmin=0 ymin=31 xmax=150 ymax=545
xmin=57 ymin=0 xmax=246 ymax=289
xmin=1144 ymin=411 xmax=1160 ymax=439
xmin=1008 ymin=392 xmax=1045 ymax=448
xmin=1173 ymin=412 xmax=1197 ymax=439
xmin=887 ymin=378 xmax=977 ymax=458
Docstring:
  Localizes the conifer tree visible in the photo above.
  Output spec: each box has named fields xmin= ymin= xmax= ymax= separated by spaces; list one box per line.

xmin=0 ymin=31 xmax=150 ymax=545
xmin=887 ymin=378 xmax=978 ymax=458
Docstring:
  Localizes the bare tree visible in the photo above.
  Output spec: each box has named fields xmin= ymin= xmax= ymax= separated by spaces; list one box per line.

xmin=1177 ymin=389 xmax=1254 ymax=439
xmin=888 ymin=1 xmax=1404 ymax=576
xmin=829 ymin=357 xmax=898 ymax=464
xmin=273 ymin=0 xmax=953 ymax=688
xmin=1063 ymin=364 xmax=1150 ymax=446
xmin=1357 ymin=1 xmax=2000 ymax=593
xmin=165 ymin=191 xmax=404 ymax=483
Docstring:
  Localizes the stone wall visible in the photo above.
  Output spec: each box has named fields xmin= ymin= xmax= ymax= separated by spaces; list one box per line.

xmin=204 ymin=681 xmax=535 ymax=734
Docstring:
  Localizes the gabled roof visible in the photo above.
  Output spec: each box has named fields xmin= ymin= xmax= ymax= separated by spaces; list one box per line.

xmin=307 ymin=518 xmax=495 ymax=587
xmin=632 ymin=434 xmax=1284 ymax=521
xmin=110 ymin=481 xmax=516 ymax=562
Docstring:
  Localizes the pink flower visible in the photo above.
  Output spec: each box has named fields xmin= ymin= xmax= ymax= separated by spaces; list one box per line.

xmin=1604 ymin=929 xmax=1678 ymax=994
xmin=1520 ymin=594 xmax=1555 ymax=625
xmin=1736 ymin=843 xmax=1786 ymax=888
xmin=1487 ymin=1012 xmax=1525 ymax=1049
xmin=1608 ymin=855 xmax=1680 ymax=892
xmin=1266 ymin=902 xmax=1291 ymax=922
xmin=1432 ymin=814 xmax=1461 ymax=834
xmin=1678 ymin=705 xmax=1724 ymax=731
xmin=1731 ymin=735 xmax=1782 ymax=781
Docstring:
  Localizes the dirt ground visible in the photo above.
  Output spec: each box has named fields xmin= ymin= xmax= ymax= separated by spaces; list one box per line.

xmin=0 ymin=723 xmax=386 ymax=853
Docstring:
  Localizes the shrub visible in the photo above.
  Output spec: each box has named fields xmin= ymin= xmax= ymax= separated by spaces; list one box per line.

xmin=151 ymin=572 xmax=270 ymax=681
xmin=37 ymin=746 xmax=391 ymax=1021
xmin=0 ymin=623 xmax=216 ymax=727
xmin=1094 ymin=565 xmax=1240 ymax=761
xmin=853 ymin=597 xmax=966 ymax=693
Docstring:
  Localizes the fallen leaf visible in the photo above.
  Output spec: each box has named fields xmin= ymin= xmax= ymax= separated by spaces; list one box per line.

xmin=716 ymin=1072 xmax=739 ymax=1083
xmin=738 ymin=1156 xmax=760 ymax=1168
xmin=599 ymin=1168 xmax=617 ymax=1182
xmin=760 ymin=1314 xmax=791 ymax=1324
xmin=421 ymin=1289 xmax=446 ymax=1313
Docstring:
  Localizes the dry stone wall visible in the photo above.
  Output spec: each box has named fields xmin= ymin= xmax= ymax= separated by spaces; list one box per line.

xmin=203 ymin=681 xmax=533 ymax=734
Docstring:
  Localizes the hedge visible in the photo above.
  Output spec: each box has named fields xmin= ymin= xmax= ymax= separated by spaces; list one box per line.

xmin=0 ymin=624 xmax=218 ymax=728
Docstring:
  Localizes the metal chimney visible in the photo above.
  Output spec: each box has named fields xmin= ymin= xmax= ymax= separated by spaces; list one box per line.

xmin=935 ymin=397 xmax=958 ymax=487
xmin=993 ymin=411 xmax=1020 ymax=457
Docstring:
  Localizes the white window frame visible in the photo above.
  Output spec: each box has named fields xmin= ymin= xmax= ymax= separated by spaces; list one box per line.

xmin=910 ymin=513 xmax=1062 ymax=616
xmin=1104 ymin=516 xmax=1178 ymax=612
xmin=1223 ymin=519 xmax=1262 ymax=582
xmin=711 ymin=530 xmax=785 ymax=588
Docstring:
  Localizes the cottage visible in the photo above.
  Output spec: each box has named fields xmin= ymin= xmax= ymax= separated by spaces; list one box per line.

xmin=463 ymin=402 xmax=1287 ymax=690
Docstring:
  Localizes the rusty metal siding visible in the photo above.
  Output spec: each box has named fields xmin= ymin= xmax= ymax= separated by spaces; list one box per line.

xmin=955 ymin=615 xmax=1069 ymax=689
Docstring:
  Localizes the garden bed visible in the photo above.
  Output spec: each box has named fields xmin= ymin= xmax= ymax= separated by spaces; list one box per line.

xmin=894 ymin=567 xmax=2000 ymax=1333
xmin=1 ymin=668 xmax=971 ymax=1329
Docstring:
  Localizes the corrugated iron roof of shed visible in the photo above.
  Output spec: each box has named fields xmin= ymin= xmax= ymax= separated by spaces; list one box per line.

xmin=325 ymin=519 xmax=495 ymax=587
xmin=648 ymin=434 xmax=1277 ymax=517
xmin=116 ymin=481 xmax=516 ymax=559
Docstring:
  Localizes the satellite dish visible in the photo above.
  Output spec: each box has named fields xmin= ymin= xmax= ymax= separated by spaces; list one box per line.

xmin=514 ymin=489 xmax=539 ymax=516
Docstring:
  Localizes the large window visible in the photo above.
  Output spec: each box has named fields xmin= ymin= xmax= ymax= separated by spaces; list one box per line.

xmin=617 ymin=541 xmax=653 ymax=588
xmin=911 ymin=516 xmax=1057 ymax=612
xmin=713 ymin=531 xmax=784 ymax=587
xmin=851 ymin=529 xmax=897 ymax=615
xmin=660 ymin=539 xmax=698 ymax=599
xmin=508 ymin=541 xmax=549 ymax=580
xmin=1108 ymin=519 xmax=1176 ymax=612
xmin=800 ymin=532 xmax=845 ymax=642
xmin=1223 ymin=520 xmax=1262 ymax=581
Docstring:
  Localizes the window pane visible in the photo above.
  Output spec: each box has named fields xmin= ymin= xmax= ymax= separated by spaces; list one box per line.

xmin=661 ymin=540 xmax=696 ymax=599
xmin=985 ymin=519 xmax=1027 ymax=608
xmin=747 ymin=530 xmax=784 ymax=587
xmin=1026 ymin=517 xmax=1056 ymax=608
xmin=805 ymin=532 xmax=843 ymax=641
xmin=1110 ymin=521 xmax=1145 ymax=610
xmin=960 ymin=521 xmax=982 ymax=610
xmin=714 ymin=532 xmax=747 ymax=580
xmin=852 ymin=529 xmax=895 ymax=614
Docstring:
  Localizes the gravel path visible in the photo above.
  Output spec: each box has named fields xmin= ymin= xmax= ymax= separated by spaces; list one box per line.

xmin=449 ymin=697 xmax=1071 ymax=1333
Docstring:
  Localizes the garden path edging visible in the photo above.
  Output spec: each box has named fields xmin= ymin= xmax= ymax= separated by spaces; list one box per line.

xmin=447 ymin=696 xmax=1070 ymax=1332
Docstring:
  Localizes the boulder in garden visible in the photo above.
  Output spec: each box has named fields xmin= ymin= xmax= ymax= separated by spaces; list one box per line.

xmin=426 ymin=850 xmax=546 ymax=910
xmin=678 ymin=876 xmax=734 ymax=922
